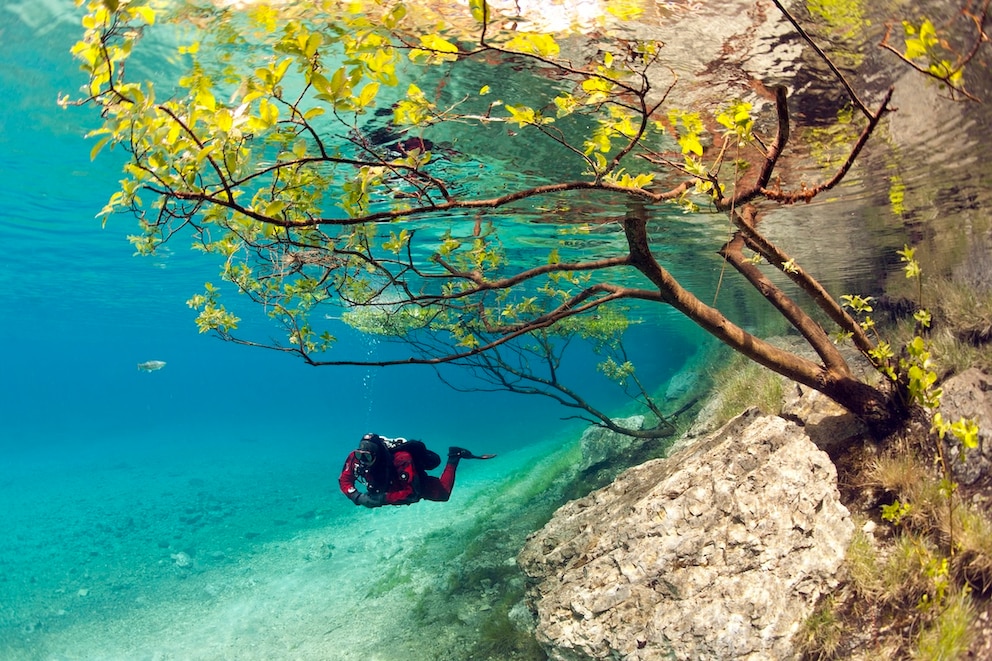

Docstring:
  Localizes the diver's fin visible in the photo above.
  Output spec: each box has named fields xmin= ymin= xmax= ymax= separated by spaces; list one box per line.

xmin=449 ymin=447 xmax=497 ymax=460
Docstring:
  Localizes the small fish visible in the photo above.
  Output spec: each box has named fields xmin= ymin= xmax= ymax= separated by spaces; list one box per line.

xmin=137 ymin=360 xmax=167 ymax=372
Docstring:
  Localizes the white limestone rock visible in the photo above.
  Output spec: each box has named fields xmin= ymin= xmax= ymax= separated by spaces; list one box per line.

xmin=518 ymin=409 xmax=853 ymax=660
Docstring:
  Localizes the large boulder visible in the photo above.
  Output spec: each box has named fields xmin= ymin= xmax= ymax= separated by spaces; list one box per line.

xmin=518 ymin=409 xmax=853 ymax=661
xmin=577 ymin=415 xmax=646 ymax=471
xmin=780 ymin=382 xmax=868 ymax=457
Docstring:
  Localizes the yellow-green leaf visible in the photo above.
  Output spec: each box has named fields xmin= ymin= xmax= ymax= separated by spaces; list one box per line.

xmin=129 ymin=5 xmax=156 ymax=25
xmin=356 ymin=82 xmax=380 ymax=108
xmin=410 ymin=34 xmax=460 ymax=64
xmin=216 ymin=108 xmax=234 ymax=133
xmin=264 ymin=200 xmax=287 ymax=217
xmin=678 ymin=133 xmax=703 ymax=156
xmin=196 ymin=89 xmax=217 ymax=112
xmin=383 ymin=4 xmax=407 ymax=28
xmin=89 ymin=135 xmax=111 ymax=161
xmin=469 ymin=0 xmax=489 ymax=23
xmin=606 ymin=0 xmax=644 ymax=20
xmin=505 ymin=105 xmax=536 ymax=127
xmin=505 ymin=33 xmax=560 ymax=58
xmin=581 ymin=77 xmax=613 ymax=104
xmin=554 ymin=93 xmax=579 ymax=117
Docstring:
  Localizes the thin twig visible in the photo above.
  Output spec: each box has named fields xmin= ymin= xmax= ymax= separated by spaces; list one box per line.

xmin=770 ymin=0 xmax=873 ymax=119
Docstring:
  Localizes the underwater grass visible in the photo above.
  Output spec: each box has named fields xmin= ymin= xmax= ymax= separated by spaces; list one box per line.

xmin=709 ymin=354 xmax=784 ymax=427
xmin=845 ymin=527 xmax=882 ymax=600
xmin=364 ymin=562 xmax=414 ymax=599
xmin=793 ymin=595 xmax=842 ymax=660
xmin=473 ymin=604 xmax=548 ymax=661
xmin=913 ymin=588 xmax=976 ymax=660
xmin=953 ymin=503 xmax=992 ymax=591
xmin=804 ymin=424 xmax=991 ymax=659
xmin=906 ymin=276 xmax=992 ymax=376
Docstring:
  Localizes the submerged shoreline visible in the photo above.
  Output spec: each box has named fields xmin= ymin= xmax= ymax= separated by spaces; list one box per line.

xmin=0 ymin=433 xmax=586 ymax=660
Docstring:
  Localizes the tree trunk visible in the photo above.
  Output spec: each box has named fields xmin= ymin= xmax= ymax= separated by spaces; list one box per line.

xmin=623 ymin=209 xmax=906 ymax=439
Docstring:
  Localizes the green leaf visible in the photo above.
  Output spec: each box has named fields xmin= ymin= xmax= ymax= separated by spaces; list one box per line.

xmin=840 ymin=294 xmax=874 ymax=313
xmin=716 ymin=100 xmax=753 ymax=143
xmin=272 ymin=58 xmax=292 ymax=85
xmin=264 ymin=200 xmax=287 ymax=217
xmin=394 ymin=84 xmax=434 ymax=125
xmin=881 ymin=500 xmax=911 ymax=524
xmin=304 ymin=31 xmax=323 ymax=58
xmin=583 ymin=129 xmax=611 ymax=155
xmin=303 ymin=107 xmax=325 ymax=121
xmin=382 ymin=229 xmax=410 ymax=253
xmin=437 ymin=237 xmax=461 ymax=256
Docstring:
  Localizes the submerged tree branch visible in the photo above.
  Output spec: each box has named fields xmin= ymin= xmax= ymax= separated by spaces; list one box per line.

xmin=770 ymin=0 xmax=873 ymax=118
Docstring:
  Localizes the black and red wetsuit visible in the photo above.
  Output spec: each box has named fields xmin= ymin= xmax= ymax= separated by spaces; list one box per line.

xmin=339 ymin=449 xmax=458 ymax=507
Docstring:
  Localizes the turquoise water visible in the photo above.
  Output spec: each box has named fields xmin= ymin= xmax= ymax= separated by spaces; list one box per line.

xmin=0 ymin=3 xmax=700 ymax=659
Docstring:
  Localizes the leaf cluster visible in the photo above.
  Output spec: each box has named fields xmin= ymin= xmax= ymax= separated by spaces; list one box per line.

xmin=65 ymin=0 xmax=978 ymax=437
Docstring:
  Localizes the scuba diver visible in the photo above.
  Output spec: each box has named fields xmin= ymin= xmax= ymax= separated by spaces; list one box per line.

xmin=339 ymin=433 xmax=495 ymax=508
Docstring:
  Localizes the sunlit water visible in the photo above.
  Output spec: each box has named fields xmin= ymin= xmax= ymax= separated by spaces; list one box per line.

xmin=1 ymin=0 xmax=991 ymax=659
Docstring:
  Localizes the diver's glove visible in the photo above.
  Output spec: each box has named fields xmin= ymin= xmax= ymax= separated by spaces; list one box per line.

xmin=355 ymin=492 xmax=387 ymax=508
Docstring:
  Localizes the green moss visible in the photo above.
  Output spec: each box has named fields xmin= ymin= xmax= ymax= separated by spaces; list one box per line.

xmin=514 ymin=442 xmax=583 ymax=503
xmin=464 ymin=569 xmax=547 ymax=661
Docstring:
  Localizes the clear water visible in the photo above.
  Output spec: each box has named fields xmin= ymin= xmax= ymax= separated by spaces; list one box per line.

xmin=0 ymin=3 xmax=698 ymax=658
xmin=2 ymin=0 xmax=991 ymax=659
